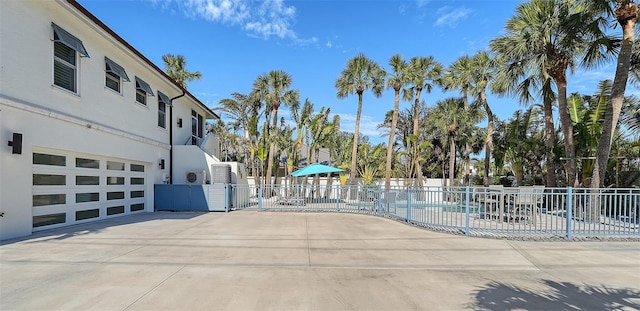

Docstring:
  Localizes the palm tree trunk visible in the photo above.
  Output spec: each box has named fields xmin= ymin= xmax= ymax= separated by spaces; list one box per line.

xmin=556 ymin=80 xmax=577 ymax=187
xmin=592 ymin=2 xmax=637 ymax=189
xmin=349 ymin=93 xmax=363 ymax=197
xmin=543 ymin=94 xmax=558 ymax=187
xmin=265 ymin=107 xmax=279 ymax=196
xmin=449 ymin=135 xmax=456 ymax=189
xmin=463 ymin=96 xmax=471 ymax=186
xmin=315 ymin=150 xmax=321 ymax=199
xmin=385 ymin=90 xmax=401 ymax=191
xmin=412 ymin=93 xmax=424 ymax=188
xmin=482 ymin=92 xmax=493 ymax=187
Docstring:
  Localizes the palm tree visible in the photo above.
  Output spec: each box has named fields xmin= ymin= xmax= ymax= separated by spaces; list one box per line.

xmin=431 ymin=98 xmax=470 ymax=188
xmin=405 ymin=56 xmax=443 ymax=188
xmin=161 ymin=54 xmax=202 ymax=88
xmin=491 ymin=0 xmax=612 ymax=187
xmin=384 ymin=54 xmax=411 ymax=190
xmin=470 ymin=51 xmax=498 ymax=187
xmin=216 ymin=93 xmax=263 ymax=186
xmin=591 ymin=0 xmax=638 ymax=188
xmin=335 ymin=54 xmax=386 ymax=189
xmin=442 ymin=55 xmax=474 ymax=186
xmin=252 ymin=70 xmax=299 ymax=192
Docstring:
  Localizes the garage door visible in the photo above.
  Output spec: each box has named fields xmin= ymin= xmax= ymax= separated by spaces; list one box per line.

xmin=31 ymin=148 xmax=149 ymax=231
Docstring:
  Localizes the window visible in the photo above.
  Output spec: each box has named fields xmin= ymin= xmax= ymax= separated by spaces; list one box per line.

xmin=158 ymin=91 xmax=170 ymax=128
xmin=131 ymin=177 xmax=144 ymax=185
xmin=131 ymin=203 xmax=144 ymax=212
xmin=135 ymin=77 xmax=154 ymax=106
xmin=107 ymin=161 xmax=125 ymax=171
xmin=33 ymin=174 xmax=66 ymax=186
xmin=107 ymin=177 xmax=125 ymax=185
xmin=76 ymin=209 xmax=99 ymax=221
xmin=76 ymin=176 xmax=99 ymax=185
xmin=33 ymin=213 xmax=66 ymax=228
xmin=130 ymin=164 xmax=144 ymax=172
xmin=33 ymin=194 xmax=66 ymax=207
xmin=34 ymin=153 xmax=66 ymax=166
xmin=191 ymin=110 xmax=204 ymax=145
xmin=76 ymin=157 xmax=99 ymax=169
xmin=52 ymin=23 xmax=88 ymax=93
xmin=107 ymin=192 xmax=125 ymax=200
xmin=107 ymin=206 xmax=125 ymax=215
xmin=105 ymin=57 xmax=129 ymax=93
xmin=131 ymin=191 xmax=144 ymax=198
xmin=76 ymin=192 xmax=99 ymax=203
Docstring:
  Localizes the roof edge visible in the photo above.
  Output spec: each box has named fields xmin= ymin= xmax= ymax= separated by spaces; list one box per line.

xmin=65 ymin=0 xmax=219 ymax=119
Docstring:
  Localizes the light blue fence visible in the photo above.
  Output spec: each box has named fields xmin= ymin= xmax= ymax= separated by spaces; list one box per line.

xmin=201 ymin=184 xmax=639 ymax=240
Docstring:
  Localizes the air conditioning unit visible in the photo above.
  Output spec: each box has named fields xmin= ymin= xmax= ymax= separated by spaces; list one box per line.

xmin=185 ymin=170 xmax=206 ymax=184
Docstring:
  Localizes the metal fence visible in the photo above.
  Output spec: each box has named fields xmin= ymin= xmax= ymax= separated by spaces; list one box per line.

xmin=225 ymin=184 xmax=639 ymax=240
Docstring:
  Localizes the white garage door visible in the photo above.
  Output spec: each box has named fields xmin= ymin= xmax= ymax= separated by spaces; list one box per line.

xmin=31 ymin=148 xmax=148 ymax=231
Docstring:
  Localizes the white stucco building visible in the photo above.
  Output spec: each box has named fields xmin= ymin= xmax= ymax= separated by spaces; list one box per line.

xmin=0 ymin=0 xmax=238 ymax=240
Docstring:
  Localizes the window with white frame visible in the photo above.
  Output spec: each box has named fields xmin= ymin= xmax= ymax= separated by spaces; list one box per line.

xmin=158 ymin=91 xmax=170 ymax=128
xmin=105 ymin=57 xmax=129 ymax=93
xmin=135 ymin=77 xmax=154 ymax=106
xmin=52 ymin=23 xmax=89 ymax=93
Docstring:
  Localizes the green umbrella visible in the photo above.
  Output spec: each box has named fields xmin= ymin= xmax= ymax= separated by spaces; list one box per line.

xmin=291 ymin=163 xmax=344 ymax=177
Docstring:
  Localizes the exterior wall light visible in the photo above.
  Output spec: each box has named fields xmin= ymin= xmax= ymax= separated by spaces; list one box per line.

xmin=8 ymin=133 xmax=22 ymax=154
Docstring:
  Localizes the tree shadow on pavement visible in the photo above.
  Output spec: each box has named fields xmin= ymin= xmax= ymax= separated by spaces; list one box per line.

xmin=470 ymin=279 xmax=640 ymax=310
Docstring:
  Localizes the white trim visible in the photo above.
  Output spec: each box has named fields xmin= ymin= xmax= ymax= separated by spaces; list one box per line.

xmin=0 ymin=94 xmax=170 ymax=150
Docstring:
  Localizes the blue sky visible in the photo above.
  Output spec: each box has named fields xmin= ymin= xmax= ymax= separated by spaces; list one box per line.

xmin=80 ymin=0 xmax=619 ymax=144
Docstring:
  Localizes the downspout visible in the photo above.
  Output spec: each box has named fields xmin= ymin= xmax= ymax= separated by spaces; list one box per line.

xmin=169 ymin=89 xmax=186 ymax=184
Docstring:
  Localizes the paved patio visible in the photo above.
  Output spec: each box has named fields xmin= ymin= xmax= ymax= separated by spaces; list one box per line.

xmin=1 ymin=211 xmax=639 ymax=310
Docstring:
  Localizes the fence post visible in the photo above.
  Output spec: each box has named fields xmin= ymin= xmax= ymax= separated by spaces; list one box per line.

xmin=465 ymin=186 xmax=470 ymax=236
xmin=336 ymin=185 xmax=340 ymax=212
xmin=225 ymin=184 xmax=230 ymax=213
xmin=378 ymin=187 xmax=383 ymax=216
xmin=566 ymin=187 xmax=573 ymax=240
xmin=258 ymin=184 xmax=263 ymax=211
xmin=407 ymin=187 xmax=412 ymax=223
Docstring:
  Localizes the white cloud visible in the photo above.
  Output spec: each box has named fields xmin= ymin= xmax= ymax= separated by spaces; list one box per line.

xmin=416 ymin=0 xmax=431 ymax=9
xmin=337 ymin=113 xmax=385 ymax=139
xmin=435 ymin=7 xmax=472 ymax=27
xmin=160 ymin=0 xmax=297 ymax=39
xmin=326 ymin=40 xmax=332 ymax=48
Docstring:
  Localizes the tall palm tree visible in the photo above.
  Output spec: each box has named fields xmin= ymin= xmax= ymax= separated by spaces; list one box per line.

xmin=431 ymin=98 xmax=472 ymax=188
xmin=491 ymin=0 xmax=612 ymax=187
xmin=591 ymin=0 xmax=638 ymax=188
xmin=161 ymin=54 xmax=202 ymax=88
xmin=441 ymin=55 xmax=474 ymax=185
xmin=405 ymin=56 xmax=443 ymax=188
xmin=252 ymin=70 xmax=299 ymax=191
xmin=216 ymin=93 xmax=263 ymax=186
xmin=470 ymin=51 xmax=498 ymax=187
xmin=384 ymin=54 xmax=411 ymax=190
xmin=335 ymin=54 xmax=386 ymax=189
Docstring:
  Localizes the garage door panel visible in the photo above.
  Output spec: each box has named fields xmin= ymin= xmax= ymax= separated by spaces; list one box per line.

xmin=32 ymin=148 xmax=150 ymax=232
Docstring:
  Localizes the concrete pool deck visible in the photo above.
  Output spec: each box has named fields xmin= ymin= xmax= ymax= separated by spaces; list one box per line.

xmin=1 ymin=211 xmax=639 ymax=310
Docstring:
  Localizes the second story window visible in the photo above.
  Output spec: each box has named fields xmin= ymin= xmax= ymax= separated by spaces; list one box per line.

xmin=191 ymin=110 xmax=204 ymax=145
xmin=52 ymin=23 xmax=89 ymax=93
xmin=135 ymin=77 xmax=154 ymax=106
xmin=158 ymin=92 xmax=170 ymax=129
xmin=105 ymin=57 xmax=129 ymax=93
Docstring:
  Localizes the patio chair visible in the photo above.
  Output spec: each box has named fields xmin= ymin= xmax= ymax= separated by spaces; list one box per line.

xmin=475 ymin=187 xmax=500 ymax=220
xmin=276 ymin=195 xmax=305 ymax=206
xmin=509 ymin=188 xmax=543 ymax=223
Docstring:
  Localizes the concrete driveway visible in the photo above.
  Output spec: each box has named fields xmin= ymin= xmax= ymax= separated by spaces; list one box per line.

xmin=1 ymin=211 xmax=639 ymax=310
